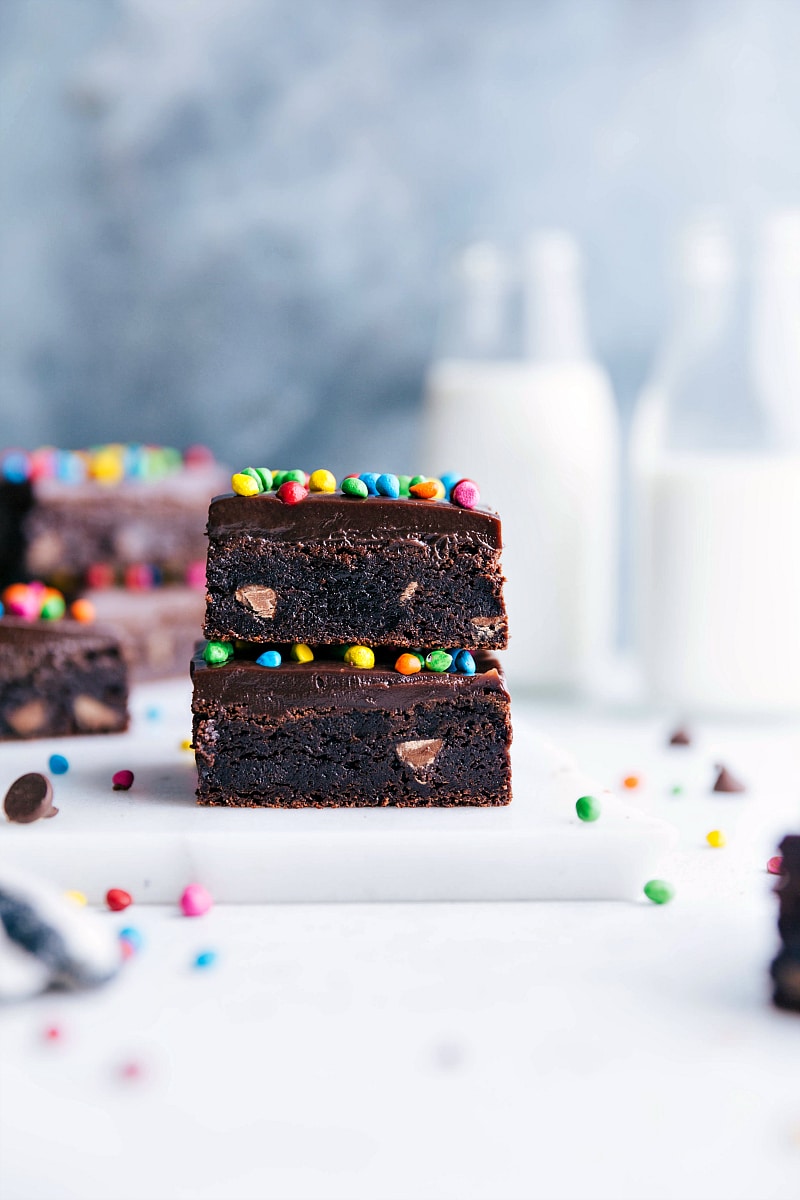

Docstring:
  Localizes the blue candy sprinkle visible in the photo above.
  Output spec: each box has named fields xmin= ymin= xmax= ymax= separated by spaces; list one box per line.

xmin=48 ymin=754 xmax=69 ymax=775
xmin=146 ymin=706 xmax=161 ymax=721
xmin=358 ymin=473 xmax=380 ymax=495
xmin=0 ymin=601 xmax=4 ymax=617
xmin=256 ymin=650 xmax=282 ymax=668
xmin=440 ymin=472 xmax=462 ymax=499
xmin=194 ymin=950 xmax=218 ymax=969
xmin=454 ymin=649 xmax=476 ymax=675
xmin=376 ymin=473 xmax=400 ymax=499
xmin=1 ymin=452 xmax=30 ymax=484
xmin=119 ymin=926 xmax=144 ymax=952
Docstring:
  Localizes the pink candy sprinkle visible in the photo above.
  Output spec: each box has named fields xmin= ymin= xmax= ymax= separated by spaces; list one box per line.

xmin=185 ymin=560 xmax=206 ymax=590
xmin=451 ymin=479 xmax=480 ymax=510
xmin=767 ymin=855 xmax=784 ymax=875
xmin=180 ymin=883 xmax=213 ymax=917
xmin=112 ymin=769 xmax=134 ymax=791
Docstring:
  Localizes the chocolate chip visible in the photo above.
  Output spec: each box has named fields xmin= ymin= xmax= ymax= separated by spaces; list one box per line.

xmin=669 ymin=727 xmax=692 ymax=746
xmin=713 ymin=764 xmax=746 ymax=793
xmin=234 ymin=585 xmax=277 ymax=618
xmin=73 ymin=695 xmax=124 ymax=732
xmin=4 ymin=773 xmax=58 ymax=824
xmin=396 ymin=738 xmax=443 ymax=770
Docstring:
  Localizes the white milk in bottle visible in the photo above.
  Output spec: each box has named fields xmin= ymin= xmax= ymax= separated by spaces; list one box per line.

xmin=422 ymin=233 xmax=620 ymax=693
xmin=632 ymin=218 xmax=800 ymax=713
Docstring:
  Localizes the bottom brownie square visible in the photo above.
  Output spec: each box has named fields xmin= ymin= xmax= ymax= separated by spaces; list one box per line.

xmin=191 ymin=646 xmax=512 ymax=808
xmin=0 ymin=618 xmax=129 ymax=739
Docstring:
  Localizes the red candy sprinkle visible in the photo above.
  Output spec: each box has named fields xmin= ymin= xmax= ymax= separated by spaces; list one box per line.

xmin=43 ymin=1025 xmax=62 ymax=1042
xmin=112 ymin=769 xmax=134 ymax=791
xmin=451 ymin=479 xmax=480 ymax=509
xmin=767 ymin=856 xmax=784 ymax=875
xmin=119 ymin=1061 xmax=143 ymax=1081
xmin=86 ymin=563 xmax=115 ymax=589
xmin=276 ymin=481 xmax=308 ymax=505
xmin=106 ymin=888 xmax=132 ymax=912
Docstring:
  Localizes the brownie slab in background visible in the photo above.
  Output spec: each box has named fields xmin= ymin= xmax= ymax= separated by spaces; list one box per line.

xmin=0 ymin=445 xmax=227 ymax=588
xmin=85 ymin=586 xmax=206 ymax=682
xmin=204 ymin=493 xmax=507 ymax=649
xmin=771 ymin=835 xmax=800 ymax=1013
xmin=191 ymin=647 xmax=512 ymax=808
xmin=0 ymin=618 xmax=129 ymax=740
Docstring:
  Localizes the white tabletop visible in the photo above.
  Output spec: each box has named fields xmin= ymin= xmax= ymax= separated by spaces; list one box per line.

xmin=1 ymin=699 xmax=799 ymax=1200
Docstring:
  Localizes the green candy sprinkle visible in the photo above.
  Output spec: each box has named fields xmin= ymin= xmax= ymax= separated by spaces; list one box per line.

xmin=40 ymin=594 xmax=66 ymax=620
xmin=409 ymin=475 xmax=427 ymax=487
xmin=253 ymin=467 xmax=273 ymax=491
xmin=241 ymin=466 xmax=267 ymax=493
xmin=283 ymin=469 xmax=306 ymax=484
xmin=203 ymin=640 xmax=233 ymax=666
xmin=342 ymin=476 xmax=369 ymax=499
xmin=644 ymin=879 xmax=675 ymax=905
xmin=576 ymin=795 xmax=601 ymax=822
xmin=398 ymin=474 xmax=412 ymax=497
xmin=426 ymin=649 xmax=453 ymax=673
xmin=670 ymin=784 xmax=684 ymax=796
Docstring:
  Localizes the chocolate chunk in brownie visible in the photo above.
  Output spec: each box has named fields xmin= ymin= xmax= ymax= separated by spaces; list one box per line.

xmin=191 ymin=645 xmax=512 ymax=808
xmin=0 ymin=618 xmax=129 ymax=740
xmin=204 ymin=493 xmax=507 ymax=649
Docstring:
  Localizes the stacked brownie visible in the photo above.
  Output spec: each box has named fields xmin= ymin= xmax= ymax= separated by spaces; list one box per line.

xmin=192 ymin=470 xmax=512 ymax=808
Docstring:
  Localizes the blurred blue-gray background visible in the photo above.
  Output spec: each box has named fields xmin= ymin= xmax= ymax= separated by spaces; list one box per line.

xmin=2 ymin=0 xmax=799 ymax=468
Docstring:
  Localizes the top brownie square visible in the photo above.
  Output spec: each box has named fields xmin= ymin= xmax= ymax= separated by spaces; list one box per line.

xmin=204 ymin=492 xmax=508 ymax=649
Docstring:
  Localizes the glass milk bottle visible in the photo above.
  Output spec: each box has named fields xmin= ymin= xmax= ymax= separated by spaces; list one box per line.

xmin=632 ymin=218 xmax=800 ymax=713
xmin=422 ymin=233 xmax=620 ymax=693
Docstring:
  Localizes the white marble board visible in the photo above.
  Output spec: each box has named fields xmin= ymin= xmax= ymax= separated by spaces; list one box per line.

xmin=0 ymin=681 xmax=677 ymax=903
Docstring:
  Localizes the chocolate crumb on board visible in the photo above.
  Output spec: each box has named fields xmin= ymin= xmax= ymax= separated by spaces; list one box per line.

xmin=712 ymin=764 xmax=746 ymax=794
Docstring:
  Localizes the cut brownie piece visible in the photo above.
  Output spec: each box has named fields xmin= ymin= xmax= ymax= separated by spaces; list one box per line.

xmin=204 ymin=494 xmax=507 ymax=649
xmin=23 ymin=465 xmax=225 ymax=584
xmin=772 ymin=835 xmax=800 ymax=1013
xmin=191 ymin=646 xmax=512 ymax=808
xmin=84 ymin=586 xmax=205 ymax=681
xmin=0 ymin=618 xmax=129 ymax=739
xmin=0 ymin=445 xmax=227 ymax=588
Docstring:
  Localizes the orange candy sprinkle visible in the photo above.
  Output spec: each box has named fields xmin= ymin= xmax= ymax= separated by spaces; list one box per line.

xmin=70 ymin=598 xmax=96 ymax=623
xmin=622 ymin=775 xmax=641 ymax=790
xmin=409 ymin=480 xmax=440 ymax=500
xmin=395 ymin=653 xmax=422 ymax=675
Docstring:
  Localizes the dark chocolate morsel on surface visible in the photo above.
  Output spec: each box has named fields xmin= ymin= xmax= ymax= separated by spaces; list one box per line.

xmin=4 ymin=773 xmax=57 ymax=824
xmin=712 ymin=764 xmax=746 ymax=793
xmin=668 ymin=727 xmax=692 ymax=747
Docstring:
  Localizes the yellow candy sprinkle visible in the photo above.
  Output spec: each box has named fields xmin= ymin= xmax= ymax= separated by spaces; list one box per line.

xmin=89 ymin=448 xmax=125 ymax=485
xmin=64 ymin=890 xmax=88 ymax=906
xmin=706 ymin=829 xmax=727 ymax=848
xmin=180 ymin=738 xmax=193 ymax=751
xmin=344 ymin=645 xmax=375 ymax=669
xmin=309 ymin=469 xmax=337 ymax=493
xmin=231 ymin=472 xmax=261 ymax=497
xmin=429 ymin=479 xmax=446 ymax=500
xmin=290 ymin=643 xmax=314 ymax=663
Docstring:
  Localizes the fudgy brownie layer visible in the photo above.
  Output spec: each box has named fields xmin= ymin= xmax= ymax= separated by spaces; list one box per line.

xmin=203 ymin=493 xmax=507 ymax=649
xmin=0 ymin=619 xmax=129 ymax=740
xmin=191 ymin=648 xmax=511 ymax=807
